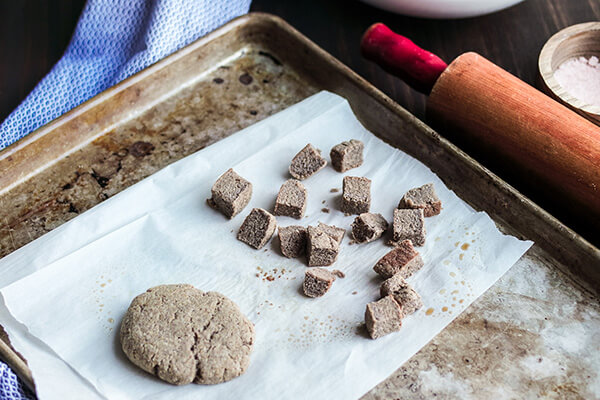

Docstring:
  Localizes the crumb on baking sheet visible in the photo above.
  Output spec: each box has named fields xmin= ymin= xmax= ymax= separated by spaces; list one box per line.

xmin=333 ymin=270 xmax=345 ymax=278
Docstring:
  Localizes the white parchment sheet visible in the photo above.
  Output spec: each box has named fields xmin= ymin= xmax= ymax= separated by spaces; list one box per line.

xmin=0 ymin=92 xmax=532 ymax=400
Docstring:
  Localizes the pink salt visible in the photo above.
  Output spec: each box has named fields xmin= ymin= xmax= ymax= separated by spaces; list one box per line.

xmin=553 ymin=56 xmax=600 ymax=107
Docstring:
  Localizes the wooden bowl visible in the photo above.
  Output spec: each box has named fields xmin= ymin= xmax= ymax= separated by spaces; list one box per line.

xmin=539 ymin=22 xmax=600 ymax=126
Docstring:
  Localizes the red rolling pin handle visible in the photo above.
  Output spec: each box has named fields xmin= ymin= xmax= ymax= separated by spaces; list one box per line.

xmin=360 ymin=23 xmax=448 ymax=94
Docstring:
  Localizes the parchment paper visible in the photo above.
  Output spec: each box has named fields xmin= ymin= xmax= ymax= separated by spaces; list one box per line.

xmin=0 ymin=91 xmax=532 ymax=400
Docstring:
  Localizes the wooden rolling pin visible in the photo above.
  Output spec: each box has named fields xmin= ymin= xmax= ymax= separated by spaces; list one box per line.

xmin=361 ymin=23 xmax=600 ymax=219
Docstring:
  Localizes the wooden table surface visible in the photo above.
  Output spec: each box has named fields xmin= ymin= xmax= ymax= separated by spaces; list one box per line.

xmin=1 ymin=0 xmax=599 ymax=242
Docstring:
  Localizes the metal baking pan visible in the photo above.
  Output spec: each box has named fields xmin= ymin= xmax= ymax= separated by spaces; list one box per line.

xmin=1 ymin=13 xmax=598 ymax=398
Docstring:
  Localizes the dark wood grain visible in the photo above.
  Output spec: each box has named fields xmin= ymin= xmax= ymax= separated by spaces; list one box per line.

xmin=251 ymin=0 xmax=600 ymax=121
xmin=1 ymin=0 xmax=599 ymax=241
xmin=0 ymin=1 xmax=86 ymax=122
xmin=2 ymin=0 xmax=598 ymax=123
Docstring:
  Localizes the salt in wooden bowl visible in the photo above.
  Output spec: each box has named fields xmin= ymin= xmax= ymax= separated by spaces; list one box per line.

xmin=539 ymin=22 xmax=600 ymax=126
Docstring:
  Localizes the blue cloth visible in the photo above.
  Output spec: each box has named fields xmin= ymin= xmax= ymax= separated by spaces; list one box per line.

xmin=0 ymin=364 xmax=32 ymax=400
xmin=0 ymin=0 xmax=251 ymax=398
xmin=0 ymin=0 xmax=251 ymax=151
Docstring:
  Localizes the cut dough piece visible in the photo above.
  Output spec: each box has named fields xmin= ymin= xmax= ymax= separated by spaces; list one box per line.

xmin=398 ymin=183 xmax=442 ymax=217
xmin=274 ymin=179 xmax=307 ymax=219
xmin=351 ymin=213 xmax=388 ymax=243
xmin=330 ymin=139 xmax=364 ymax=172
xmin=237 ymin=208 xmax=277 ymax=249
xmin=391 ymin=209 xmax=426 ymax=247
xmin=365 ymin=295 xmax=402 ymax=339
xmin=207 ymin=168 xmax=252 ymax=218
xmin=278 ymin=225 xmax=307 ymax=258
xmin=289 ymin=144 xmax=327 ymax=180
xmin=373 ymin=239 xmax=424 ymax=279
xmin=380 ymin=274 xmax=423 ymax=316
xmin=317 ymin=222 xmax=345 ymax=245
xmin=303 ymin=268 xmax=336 ymax=298
xmin=341 ymin=176 xmax=371 ymax=215
xmin=307 ymin=225 xmax=340 ymax=267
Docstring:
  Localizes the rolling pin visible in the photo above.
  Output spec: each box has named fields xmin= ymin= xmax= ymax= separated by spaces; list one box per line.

xmin=361 ymin=23 xmax=600 ymax=220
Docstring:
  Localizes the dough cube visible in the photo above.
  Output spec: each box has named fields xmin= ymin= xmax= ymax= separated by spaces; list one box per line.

xmin=307 ymin=225 xmax=340 ymax=267
xmin=330 ymin=139 xmax=364 ymax=172
xmin=373 ymin=239 xmax=423 ymax=279
xmin=365 ymin=295 xmax=403 ymax=339
xmin=351 ymin=213 xmax=388 ymax=243
xmin=398 ymin=183 xmax=442 ymax=217
xmin=317 ymin=222 xmax=345 ymax=245
xmin=341 ymin=176 xmax=371 ymax=215
xmin=392 ymin=209 xmax=426 ymax=246
xmin=303 ymin=268 xmax=336 ymax=298
xmin=207 ymin=168 xmax=252 ymax=218
xmin=380 ymin=274 xmax=423 ymax=316
xmin=278 ymin=225 xmax=307 ymax=258
xmin=237 ymin=208 xmax=277 ymax=249
xmin=274 ymin=179 xmax=308 ymax=219
xmin=289 ymin=144 xmax=327 ymax=180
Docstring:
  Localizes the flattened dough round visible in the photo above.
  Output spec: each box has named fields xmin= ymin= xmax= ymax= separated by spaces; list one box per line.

xmin=120 ymin=284 xmax=254 ymax=385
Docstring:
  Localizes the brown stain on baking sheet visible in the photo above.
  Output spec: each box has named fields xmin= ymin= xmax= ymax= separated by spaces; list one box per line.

xmin=129 ymin=141 xmax=155 ymax=158
xmin=425 ymin=308 xmax=434 ymax=316
xmin=238 ymin=73 xmax=253 ymax=85
xmin=461 ymin=243 xmax=470 ymax=251
xmin=0 ymin=49 xmax=315 ymax=258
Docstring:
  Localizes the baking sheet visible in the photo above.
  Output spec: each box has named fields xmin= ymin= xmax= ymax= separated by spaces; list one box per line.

xmin=0 ymin=91 xmax=532 ymax=399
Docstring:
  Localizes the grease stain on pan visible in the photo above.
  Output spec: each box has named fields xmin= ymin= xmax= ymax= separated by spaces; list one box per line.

xmin=0 ymin=49 xmax=316 ymax=258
